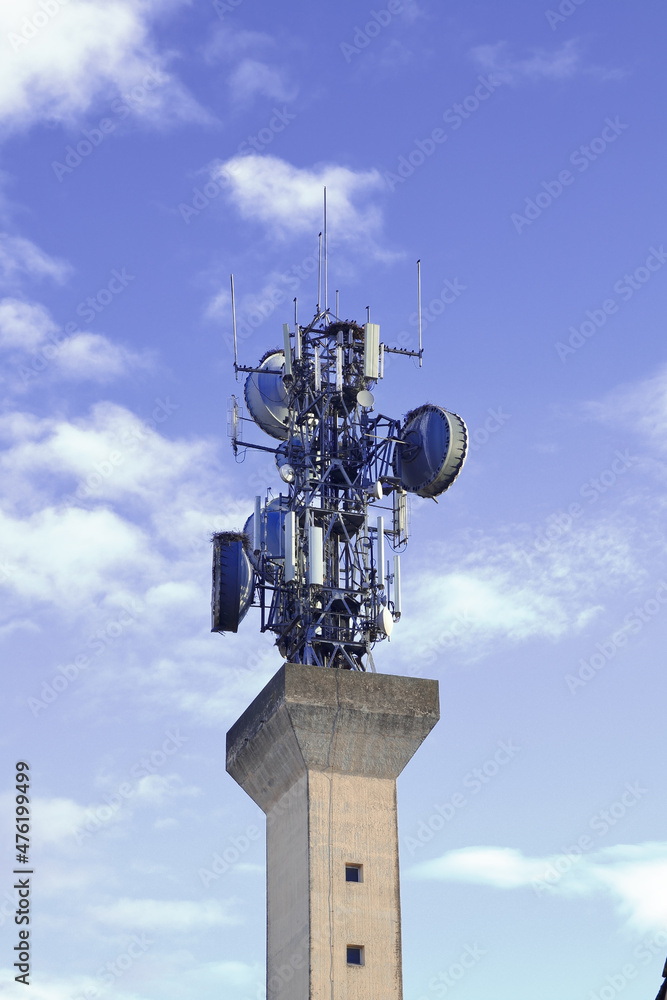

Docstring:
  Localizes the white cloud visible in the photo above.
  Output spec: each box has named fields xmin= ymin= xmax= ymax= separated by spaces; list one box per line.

xmin=185 ymin=960 xmax=259 ymax=992
xmin=401 ymin=0 xmax=425 ymax=23
xmin=203 ymin=23 xmax=297 ymax=105
xmin=586 ymin=363 xmax=667 ymax=456
xmin=133 ymin=773 xmax=202 ymax=805
xmin=0 ymin=234 xmax=72 ymax=287
xmin=0 ymin=965 xmax=202 ymax=1000
xmin=0 ymin=297 xmax=58 ymax=350
xmin=139 ymin=636 xmax=279 ymax=724
xmin=393 ymin=514 xmax=645 ymax=662
xmin=154 ymin=816 xmax=179 ymax=829
xmin=0 ymin=504 xmax=157 ymax=606
xmin=0 ymin=970 xmax=125 ymax=1000
xmin=0 ymin=401 xmax=249 ymax=647
xmin=408 ymin=568 xmax=573 ymax=643
xmin=206 ymin=284 xmax=231 ymax=322
xmin=203 ymin=24 xmax=277 ymax=64
xmin=594 ymin=844 xmax=667 ymax=931
xmin=411 ymin=846 xmax=552 ymax=888
xmin=54 ymin=331 xmax=150 ymax=382
xmin=0 ymin=401 xmax=212 ymax=512
xmin=229 ymin=58 xmax=296 ymax=104
xmin=205 ymin=268 xmax=291 ymax=329
xmin=0 ymin=616 xmax=39 ymax=638
xmin=471 ymin=39 xmax=580 ymax=82
xmin=410 ymin=842 xmax=667 ymax=932
xmin=89 ymin=896 xmax=240 ymax=930
xmin=29 ymin=795 xmax=93 ymax=845
xmin=235 ymin=862 xmax=264 ymax=874
xmin=0 ymin=297 xmax=152 ymax=386
xmin=471 ymin=40 xmax=626 ymax=86
xmin=0 ymin=954 xmax=259 ymax=1000
xmin=0 ymin=0 xmax=209 ymax=131
xmin=26 ymin=774 xmax=200 ymax=843
xmin=469 ymin=39 xmax=610 ymax=85
xmin=212 ymin=154 xmax=395 ymax=260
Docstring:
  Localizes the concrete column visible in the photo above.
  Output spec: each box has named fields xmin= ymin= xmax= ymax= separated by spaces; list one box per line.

xmin=226 ymin=663 xmax=439 ymax=1000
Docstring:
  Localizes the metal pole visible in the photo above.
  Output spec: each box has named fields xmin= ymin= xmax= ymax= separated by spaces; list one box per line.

xmin=393 ymin=554 xmax=401 ymax=614
xmin=417 ymin=259 xmax=422 ymax=367
xmin=230 ymin=273 xmax=238 ymax=379
xmin=294 ymin=298 xmax=300 ymax=359
xmin=323 ymin=187 xmax=328 ymax=313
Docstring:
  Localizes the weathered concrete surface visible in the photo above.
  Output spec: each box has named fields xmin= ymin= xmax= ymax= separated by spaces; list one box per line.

xmin=307 ymin=770 xmax=402 ymax=1000
xmin=266 ymin=774 xmax=310 ymax=999
xmin=226 ymin=663 xmax=439 ymax=1000
xmin=227 ymin=663 xmax=440 ymax=809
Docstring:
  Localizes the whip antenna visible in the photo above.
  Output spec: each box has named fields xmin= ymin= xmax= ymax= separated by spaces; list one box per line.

xmin=417 ymin=259 xmax=423 ymax=367
xmin=230 ymin=273 xmax=238 ymax=379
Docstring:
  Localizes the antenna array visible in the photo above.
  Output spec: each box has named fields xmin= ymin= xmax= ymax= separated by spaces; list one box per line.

xmin=214 ymin=254 xmax=467 ymax=670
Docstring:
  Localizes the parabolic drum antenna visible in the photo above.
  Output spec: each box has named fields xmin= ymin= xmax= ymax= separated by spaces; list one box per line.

xmin=212 ymin=225 xmax=467 ymax=670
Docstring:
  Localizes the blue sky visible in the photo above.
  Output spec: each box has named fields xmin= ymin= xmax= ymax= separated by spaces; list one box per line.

xmin=1 ymin=1 xmax=666 ymax=997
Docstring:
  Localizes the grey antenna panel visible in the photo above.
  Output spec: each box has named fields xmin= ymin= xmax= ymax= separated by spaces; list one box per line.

xmin=244 ymin=351 xmax=290 ymax=440
xmin=211 ymin=533 xmax=255 ymax=633
xmin=244 ymin=497 xmax=289 ymax=582
xmin=394 ymin=405 xmax=467 ymax=498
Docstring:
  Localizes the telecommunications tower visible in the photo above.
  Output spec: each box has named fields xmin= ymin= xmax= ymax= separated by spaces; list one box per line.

xmin=217 ymin=198 xmax=467 ymax=1000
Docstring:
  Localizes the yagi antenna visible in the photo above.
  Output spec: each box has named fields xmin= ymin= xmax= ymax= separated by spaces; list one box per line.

xmin=230 ymin=273 xmax=238 ymax=379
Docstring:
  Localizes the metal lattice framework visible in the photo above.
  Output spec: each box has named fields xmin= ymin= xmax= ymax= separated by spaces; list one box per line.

xmin=229 ymin=312 xmax=410 ymax=670
xmin=213 ymin=254 xmax=467 ymax=671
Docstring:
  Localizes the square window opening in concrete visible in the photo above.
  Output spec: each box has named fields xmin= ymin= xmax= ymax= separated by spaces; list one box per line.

xmin=347 ymin=946 xmax=364 ymax=966
xmin=345 ymin=863 xmax=363 ymax=882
